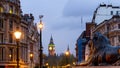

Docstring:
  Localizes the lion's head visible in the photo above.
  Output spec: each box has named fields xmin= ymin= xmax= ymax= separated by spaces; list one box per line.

xmin=92 ymin=32 xmax=111 ymax=50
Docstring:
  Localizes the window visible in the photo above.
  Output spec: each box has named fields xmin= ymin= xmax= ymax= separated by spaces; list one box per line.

xmin=0 ymin=19 xmax=3 ymax=29
xmin=118 ymin=24 xmax=120 ymax=29
xmin=9 ymin=20 xmax=13 ymax=31
xmin=15 ymin=8 xmax=19 ymax=15
xmin=0 ymin=48 xmax=2 ymax=61
xmin=110 ymin=11 xmax=113 ymax=15
xmin=111 ymin=37 xmax=114 ymax=45
xmin=0 ymin=6 xmax=3 ymax=12
xmin=118 ymin=36 xmax=120 ymax=42
xmin=107 ymin=25 xmax=109 ymax=32
xmin=116 ymin=11 xmax=120 ymax=15
xmin=9 ymin=6 xmax=13 ymax=14
xmin=0 ymin=48 xmax=5 ymax=61
xmin=0 ymin=33 xmax=3 ymax=43
xmin=9 ymin=34 xmax=13 ymax=43
xmin=9 ymin=48 xmax=13 ymax=61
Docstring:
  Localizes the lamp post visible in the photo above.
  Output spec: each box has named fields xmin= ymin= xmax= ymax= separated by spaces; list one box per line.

xmin=30 ymin=53 xmax=33 ymax=61
xmin=14 ymin=27 xmax=22 ymax=68
xmin=30 ymin=53 xmax=33 ymax=68
xmin=65 ymin=51 xmax=70 ymax=65
xmin=65 ymin=45 xmax=70 ymax=66
xmin=38 ymin=15 xmax=44 ymax=68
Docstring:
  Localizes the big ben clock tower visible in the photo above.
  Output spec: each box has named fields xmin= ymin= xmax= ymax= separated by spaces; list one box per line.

xmin=48 ymin=36 xmax=55 ymax=56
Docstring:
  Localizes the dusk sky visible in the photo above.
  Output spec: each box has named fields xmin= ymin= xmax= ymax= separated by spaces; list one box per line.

xmin=21 ymin=0 xmax=119 ymax=55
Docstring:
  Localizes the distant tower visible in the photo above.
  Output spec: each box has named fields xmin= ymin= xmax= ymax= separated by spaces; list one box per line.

xmin=67 ymin=45 xmax=69 ymax=52
xmin=48 ymin=35 xmax=55 ymax=56
xmin=65 ymin=45 xmax=70 ymax=55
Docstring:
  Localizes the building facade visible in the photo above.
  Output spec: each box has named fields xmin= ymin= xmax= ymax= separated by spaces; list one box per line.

xmin=0 ymin=0 xmax=39 ymax=68
xmin=75 ymin=31 xmax=86 ymax=63
xmin=0 ymin=0 xmax=24 ymax=68
xmin=22 ymin=14 xmax=39 ymax=68
xmin=75 ymin=22 xmax=96 ymax=64
xmin=92 ymin=15 xmax=120 ymax=46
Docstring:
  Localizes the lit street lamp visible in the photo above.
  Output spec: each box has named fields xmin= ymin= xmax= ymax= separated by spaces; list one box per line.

xmin=14 ymin=27 xmax=22 ymax=68
xmin=38 ymin=15 xmax=44 ymax=68
xmin=65 ymin=50 xmax=70 ymax=65
xmin=65 ymin=46 xmax=70 ymax=66
xmin=30 ymin=53 xmax=33 ymax=59
xmin=65 ymin=51 xmax=70 ymax=56
xmin=30 ymin=53 xmax=33 ymax=68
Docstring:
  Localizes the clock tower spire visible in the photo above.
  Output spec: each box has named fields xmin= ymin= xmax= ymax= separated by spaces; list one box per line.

xmin=48 ymin=35 xmax=55 ymax=56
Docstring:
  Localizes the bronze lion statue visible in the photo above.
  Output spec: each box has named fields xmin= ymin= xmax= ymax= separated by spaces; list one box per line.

xmin=80 ymin=32 xmax=120 ymax=66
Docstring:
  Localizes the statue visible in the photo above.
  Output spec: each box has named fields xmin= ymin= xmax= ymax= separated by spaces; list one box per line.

xmin=80 ymin=32 xmax=120 ymax=66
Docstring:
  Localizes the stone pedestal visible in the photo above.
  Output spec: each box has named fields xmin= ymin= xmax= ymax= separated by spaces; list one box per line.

xmin=72 ymin=66 xmax=120 ymax=68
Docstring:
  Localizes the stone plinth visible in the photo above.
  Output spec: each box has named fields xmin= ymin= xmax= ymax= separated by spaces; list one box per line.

xmin=72 ymin=66 xmax=120 ymax=68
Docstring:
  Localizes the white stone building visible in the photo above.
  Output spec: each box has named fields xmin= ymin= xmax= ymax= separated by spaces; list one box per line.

xmin=92 ymin=4 xmax=120 ymax=24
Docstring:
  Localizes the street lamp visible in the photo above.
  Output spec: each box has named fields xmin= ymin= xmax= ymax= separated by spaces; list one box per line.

xmin=38 ymin=15 xmax=44 ymax=68
xmin=14 ymin=27 xmax=22 ymax=68
xmin=30 ymin=53 xmax=33 ymax=59
xmin=30 ymin=53 xmax=33 ymax=62
xmin=30 ymin=53 xmax=33 ymax=68
xmin=65 ymin=48 xmax=70 ymax=65
xmin=65 ymin=51 xmax=70 ymax=56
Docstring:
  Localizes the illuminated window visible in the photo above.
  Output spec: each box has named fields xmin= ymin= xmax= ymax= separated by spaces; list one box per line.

xmin=9 ymin=48 xmax=13 ymax=61
xmin=0 ymin=6 xmax=3 ymax=12
xmin=9 ymin=6 xmax=13 ymax=14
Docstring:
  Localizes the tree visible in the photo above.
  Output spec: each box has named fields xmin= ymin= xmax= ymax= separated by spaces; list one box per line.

xmin=58 ymin=53 xmax=75 ymax=66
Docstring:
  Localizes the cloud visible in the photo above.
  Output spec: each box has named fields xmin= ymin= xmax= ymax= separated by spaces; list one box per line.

xmin=63 ymin=0 xmax=97 ymax=17
xmin=59 ymin=0 xmax=120 ymax=31
xmin=50 ymin=15 xmax=93 ymax=31
xmin=50 ymin=16 xmax=85 ymax=31
xmin=62 ymin=0 xmax=120 ymax=17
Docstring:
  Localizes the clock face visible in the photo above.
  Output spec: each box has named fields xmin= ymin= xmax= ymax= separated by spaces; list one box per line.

xmin=49 ymin=47 xmax=52 ymax=50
